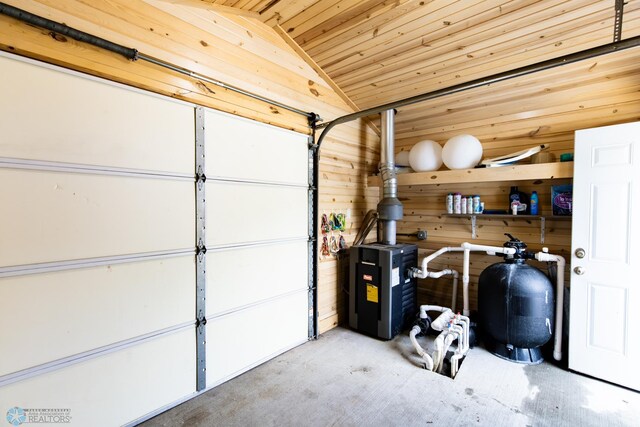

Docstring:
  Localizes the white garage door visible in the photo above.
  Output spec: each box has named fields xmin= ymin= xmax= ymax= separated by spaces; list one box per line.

xmin=0 ymin=53 xmax=311 ymax=425
xmin=202 ymin=109 xmax=310 ymax=387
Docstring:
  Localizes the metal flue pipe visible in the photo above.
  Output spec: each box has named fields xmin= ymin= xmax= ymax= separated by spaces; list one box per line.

xmin=377 ymin=109 xmax=403 ymax=245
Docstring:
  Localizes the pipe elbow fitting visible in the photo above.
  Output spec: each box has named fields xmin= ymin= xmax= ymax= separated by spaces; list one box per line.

xmin=409 ymin=267 xmax=425 ymax=279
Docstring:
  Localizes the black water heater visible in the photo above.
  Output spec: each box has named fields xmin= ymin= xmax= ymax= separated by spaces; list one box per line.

xmin=349 ymin=243 xmax=417 ymax=340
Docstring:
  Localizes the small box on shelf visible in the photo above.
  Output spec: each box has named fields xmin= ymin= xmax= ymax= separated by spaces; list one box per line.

xmin=551 ymin=184 xmax=573 ymax=216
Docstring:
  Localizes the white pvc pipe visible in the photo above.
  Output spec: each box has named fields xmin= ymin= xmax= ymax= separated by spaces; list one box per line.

xmin=448 ymin=322 xmax=467 ymax=378
xmin=535 ymin=251 xmax=566 ymax=361
xmin=410 ymin=306 xmax=470 ymax=377
xmin=413 ymin=247 xmax=464 ymax=279
xmin=451 ymin=313 xmax=470 ymax=355
xmin=451 ymin=347 xmax=463 ymax=377
xmin=459 ymin=314 xmax=470 ymax=354
xmin=425 ymin=269 xmax=459 ymax=310
xmin=426 ymin=269 xmax=453 ymax=279
xmin=433 ymin=331 xmax=447 ymax=373
xmin=419 ymin=304 xmax=449 ymax=319
xmin=447 ymin=325 xmax=462 ymax=345
xmin=450 ymin=326 xmax=465 ymax=378
xmin=451 ymin=270 xmax=459 ymax=311
xmin=462 ymin=249 xmax=470 ymax=316
xmin=460 ymin=242 xmax=517 ymax=256
xmin=409 ymin=325 xmax=434 ymax=370
xmin=460 ymin=243 xmax=517 ymax=315
xmin=415 ymin=243 xmax=514 ymax=315
xmin=439 ymin=333 xmax=457 ymax=373
xmin=430 ymin=309 xmax=455 ymax=331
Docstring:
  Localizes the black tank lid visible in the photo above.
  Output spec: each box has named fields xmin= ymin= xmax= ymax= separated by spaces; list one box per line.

xmin=503 ymin=233 xmax=528 ymax=262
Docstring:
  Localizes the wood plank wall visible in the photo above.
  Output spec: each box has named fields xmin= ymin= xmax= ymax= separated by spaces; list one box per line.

xmin=389 ymin=47 xmax=640 ymax=312
xmin=0 ymin=0 xmax=379 ymax=333
xmin=260 ymin=0 xmax=640 ymax=314
xmin=285 ymin=0 xmax=640 ymax=111
xmin=396 ymin=179 xmax=573 ymax=312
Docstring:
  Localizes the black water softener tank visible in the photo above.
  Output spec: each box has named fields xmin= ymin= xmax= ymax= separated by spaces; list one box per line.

xmin=478 ymin=234 xmax=554 ymax=364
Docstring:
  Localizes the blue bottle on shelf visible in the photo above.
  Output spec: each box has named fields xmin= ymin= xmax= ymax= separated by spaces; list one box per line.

xmin=530 ymin=191 xmax=539 ymax=215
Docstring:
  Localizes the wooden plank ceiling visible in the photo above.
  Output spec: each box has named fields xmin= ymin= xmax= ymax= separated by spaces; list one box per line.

xmin=179 ymin=0 xmax=640 ymax=157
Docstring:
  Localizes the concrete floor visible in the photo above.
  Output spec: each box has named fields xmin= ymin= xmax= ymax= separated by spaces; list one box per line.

xmin=143 ymin=327 xmax=640 ymax=427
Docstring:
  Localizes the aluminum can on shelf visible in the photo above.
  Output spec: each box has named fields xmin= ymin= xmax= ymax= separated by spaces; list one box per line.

xmin=473 ymin=195 xmax=481 ymax=213
xmin=446 ymin=193 xmax=453 ymax=214
xmin=453 ymin=193 xmax=462 ymax=214
xmin=467 ymin=196 xmax=473 ymax=214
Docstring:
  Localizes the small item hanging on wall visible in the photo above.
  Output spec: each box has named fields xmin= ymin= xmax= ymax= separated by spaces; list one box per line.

xmin=335 ymin=212 xmax=346 ymax=231
xmin=339 ymin=234 xmax=348 ymax=250
xmin=321 ymin=213 xmax=331 ymax=234
xmin=328 ymin=213 xmax=336 ymax=231
xmin=321 ymin=236 xmax=330 ymax=258
xmin=329 ymin=234 xmax=339 ymax=255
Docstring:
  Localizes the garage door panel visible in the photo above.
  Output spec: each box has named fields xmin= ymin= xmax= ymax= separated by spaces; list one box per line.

xmin=0 ymin=55 xmax=194 ymax=175
xmin=0 ymin=255 xmax=195 ymax=376
xmin=204 ymin=109 xmax=308 ymax=185
xmin=206 ymin=291 xmax=308 ymax=387
xmin=206 ymin=241 xmax=308 ymax=316
xmin=0 ymin=329 xmax=195 ymax=427
xmin=205 ymin=181 xmax=307 ymax=247
xmin=0 ymin=53 xmax=312 ymax=424
xmin=0 ymin=169 xmax=195 ymax=267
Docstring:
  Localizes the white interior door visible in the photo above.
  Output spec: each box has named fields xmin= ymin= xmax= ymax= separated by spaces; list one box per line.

xmin=569 ymin=121 xmax=640 ymax=391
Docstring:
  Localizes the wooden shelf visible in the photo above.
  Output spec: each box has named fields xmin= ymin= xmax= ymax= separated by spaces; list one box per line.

xmin=443 ymin=213 xmax=571 ymax=242
xmin=445 ymin=214 xmax=572 ymax=220
xmin=367 ymin=162 xmax=573 ymax=187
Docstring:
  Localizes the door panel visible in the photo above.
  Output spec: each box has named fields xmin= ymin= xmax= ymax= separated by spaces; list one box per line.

xmin=0 ymin=329 xmax=195 ymax=427
xmin=589 ymin=183 xmax=630 ymax=263
xmin=587 ymin=283 xmax=627 ymax=354
xmin=570 ymin=121 xmax=640 ymax=390
xmin=0 ymin=256 xmax=194 ymax=376
xmin=0 ymin=169 xmax=194 ymax=267
xmin=206 ymin=291 xmax=308 ymax=387
xmin=592 ymin=143 xmax=633 ymax=167
xmin=205 ymin=181 xmax=308 ymax=247
xmin=0 ymin=55 xmax=194 ymax=175
xmin=206 ymin=240 xmax=308 ymax=316
xmin=204 ymin=109 xmax=308 ymax=185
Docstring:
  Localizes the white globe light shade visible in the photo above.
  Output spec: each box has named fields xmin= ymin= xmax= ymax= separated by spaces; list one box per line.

xmin=408 ymin=140 xmax=443 ymax=172
xmin=442 ymin=134 xmax=483 ymax=170
xmin=395 ymin=150 xmax=411 ymax=167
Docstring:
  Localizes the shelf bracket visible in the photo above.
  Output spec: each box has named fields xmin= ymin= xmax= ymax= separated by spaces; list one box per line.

xmin=540 ymin=216 xmax=546 ymax=244
xmin=471 ymin=215 xmax=477 ymax=240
